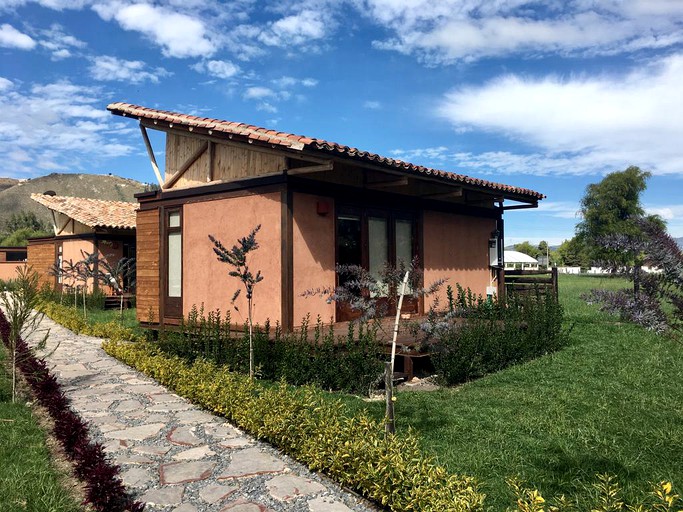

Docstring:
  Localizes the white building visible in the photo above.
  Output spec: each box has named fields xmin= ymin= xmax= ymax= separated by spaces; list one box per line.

xmin=504 ymin=250 xmax=540 ymax=270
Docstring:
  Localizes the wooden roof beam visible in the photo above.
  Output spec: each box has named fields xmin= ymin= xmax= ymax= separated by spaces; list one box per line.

xmin=366 ymin=176 xmax=409 ymax=189
xmin=421 ymin=188 xmax=463 ymax=200
xmin=139 ymin=124 xmax=164 ymax=187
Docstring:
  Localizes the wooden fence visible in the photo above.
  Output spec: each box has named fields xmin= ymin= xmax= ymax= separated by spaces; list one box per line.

xmin=504 ymin=267 xmax=558 ymax=300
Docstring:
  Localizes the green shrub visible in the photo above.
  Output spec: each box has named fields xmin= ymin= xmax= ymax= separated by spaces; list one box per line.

xmin=430 ymin=287 xmax=569 ymax=385
xmin=156 ymin=308 xmax=384 ymax=395
xmin=39 ymin=301 xmax=142 ymax=342
xmin=102 ymin=340 xmax=484 ymax=512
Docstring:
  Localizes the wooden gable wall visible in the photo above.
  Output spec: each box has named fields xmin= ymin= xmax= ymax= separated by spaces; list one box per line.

xmin=165 ymin=133 xmax=287 ymax=189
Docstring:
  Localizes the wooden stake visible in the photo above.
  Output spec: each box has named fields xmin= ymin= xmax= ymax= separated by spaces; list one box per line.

xmin=385 ymin=361 xmax=395 ymax=436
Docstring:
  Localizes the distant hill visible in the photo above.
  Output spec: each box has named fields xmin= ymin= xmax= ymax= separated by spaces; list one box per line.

xmin=676 ymin=237 xmax=683 ymax=249
xmin=0 ymin=178 xmax=20 ymax=193
xmin=0 ymin=173 xmax=146 ymax=229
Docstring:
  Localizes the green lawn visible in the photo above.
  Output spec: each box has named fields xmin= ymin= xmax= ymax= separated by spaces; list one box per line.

xmin=0 ymin=346 xmax=83 ymax=512
xmin=338 ymin=275 xmax=683 ymax=509
xmin=85 ymin=307 xmax=141 ymax=333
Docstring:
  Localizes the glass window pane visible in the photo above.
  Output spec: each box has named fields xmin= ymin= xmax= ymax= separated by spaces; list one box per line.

xmin=168 ymin=231 xmax=182 ymax=297
xmin=395 ymin=219 xmax=413 ymax=267
xmin=396 ymin=219 xmax=413 ymax=293
xmin=337 ymin=215 xmax=362 ymax=287
xmin=368 ymin=217 xmax=388 ymax=297
xmin=168 ymin=211 xmax=180 ymax=228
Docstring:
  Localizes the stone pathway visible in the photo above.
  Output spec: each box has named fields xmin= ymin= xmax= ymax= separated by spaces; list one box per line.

xmin=26 ymin=316 xmax=378 ymax=512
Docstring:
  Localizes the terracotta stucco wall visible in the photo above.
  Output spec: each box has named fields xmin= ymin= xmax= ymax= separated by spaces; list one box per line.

xmin=182 ymin=192 xmax=283 ymax=326
xmin=0 ymin=262 xmax=22 ymax=281
xmin=292 ymin=192 xmax=336 ymax=324
xmin=61 ymin=239 xmax=97 ymax=291
xmin=423 ymin=210 xmax=497 ymax=308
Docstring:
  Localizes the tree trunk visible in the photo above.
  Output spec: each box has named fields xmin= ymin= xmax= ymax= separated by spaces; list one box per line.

xmin=11 ymin=344 xmax=16 ymax=403
xmin=248 ymin=298 xmax=254 ymax=380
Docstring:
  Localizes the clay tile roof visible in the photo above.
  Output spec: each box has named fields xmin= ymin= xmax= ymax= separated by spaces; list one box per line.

xmin=107 ymin=102 xmax=544 ymax=201
xmin=31 ymin=194 xmax=137 ymax=230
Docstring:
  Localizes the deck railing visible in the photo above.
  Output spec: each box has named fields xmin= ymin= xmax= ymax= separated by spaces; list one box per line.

xmin=504 ymin=267 xmax=558 ymax=300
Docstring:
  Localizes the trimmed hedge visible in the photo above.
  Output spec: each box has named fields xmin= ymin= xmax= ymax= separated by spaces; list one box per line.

xmin=0 ymin=311 xmax=143 ymax=512
xmin=103 ymin=340 xmax=485 ymax=512
xmin=40 ymin=301 xmax=143 ymax=342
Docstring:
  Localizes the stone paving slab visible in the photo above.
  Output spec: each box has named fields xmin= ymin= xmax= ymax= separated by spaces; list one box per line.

xmin=26 ymin=315 xmax=379 ymax=512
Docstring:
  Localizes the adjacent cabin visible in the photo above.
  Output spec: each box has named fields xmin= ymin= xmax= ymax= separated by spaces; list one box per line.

xmin=0 ymin=246 xmax=27 ymax=281
xmin=28 ymin=194 xmax=137 ymax=292
xmin=108 ymin=102 xmax=544 ymax=330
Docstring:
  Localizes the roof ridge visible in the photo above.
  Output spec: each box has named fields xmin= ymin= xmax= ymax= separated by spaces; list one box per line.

xmin=107 ymin=102 xmax=545 ymax=200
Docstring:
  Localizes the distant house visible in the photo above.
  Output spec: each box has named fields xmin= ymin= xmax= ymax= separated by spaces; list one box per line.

xmin=108 ymin=102 xmax=544 ymax=329
xmin=28 ymin=194 xmax=136 ymax=292
xmin=0 ymin=246 xmax=27 ymax=281
xmin=504 ymin=250 xmax=540 ymax=270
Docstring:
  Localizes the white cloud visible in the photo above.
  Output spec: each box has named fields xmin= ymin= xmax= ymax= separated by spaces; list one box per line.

xmin=259 ymin=9 xmax=326 ymax=47
xmin=438 ymin=53 xmax=683 ymax=176
xmin=361 ymin=0 xmax=683 ymax=63
xmin=192 ymin=59 xmax=240 ymax=79
xmin=536 ymin=201 xmax=581 ymax=219
xmin=645 ymin=204 xmax=683 ymax=237
xmin=0 ymin=23 xmax=36 ymax=49
xmin=0 ymin=76 xmax=13 ymax=91
xmin=90 ymin=55 xmax=170 ymax=83
xmin=256 ymin=102 xmax=278 ymax=113
xmin=244 ymin=86 xmax=276 ymax=100
xmin=363 ymin=100 xmax=381 ymax=110
xmin=93 ymin=2 xmax=214 ymax=58
xmin=390 ymin=146 xmax=448 ymax=164
xmin=271 ymin=75 xmax=318 ymax=88
xmin=39 ymin=24 xmax=86 ymax=59
xmin=0 ymin=79 xmax=135 ymax=176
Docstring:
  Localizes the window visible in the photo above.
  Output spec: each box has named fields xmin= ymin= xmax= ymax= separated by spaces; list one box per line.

xmin=164 ymin=208 xmax=182 ymax=317
xmin=335 ymin=206 xmax=418 ymax=321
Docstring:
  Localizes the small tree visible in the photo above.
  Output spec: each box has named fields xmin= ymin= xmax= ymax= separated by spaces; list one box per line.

xmin=74 ymin=251 xmax=101 ymax=318
xmin=0 ymin=266 xmax=49 ymax=402
xmin=99 ymin=256 xmax=136 ymax=317
xmin=209 ymin=225 xmax=263 ymax=380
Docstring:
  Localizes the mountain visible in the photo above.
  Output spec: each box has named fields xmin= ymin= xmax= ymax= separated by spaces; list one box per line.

xmin=676 ymin=237 xmax=683 ymax=249
xmin=0 ymin=173 xmax=146 ymax=229
xmin=0 ymin=178 xmax=20 ymax=193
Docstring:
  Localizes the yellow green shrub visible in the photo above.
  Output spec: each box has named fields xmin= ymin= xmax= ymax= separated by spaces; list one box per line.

xmin=40 ymin=302 xmax=143 ymax=342
xmin=103 ymin=340 xmax=484 ymax=512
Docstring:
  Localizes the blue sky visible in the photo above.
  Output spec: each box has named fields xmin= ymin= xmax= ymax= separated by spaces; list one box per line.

xmin=1 ymin=0 xmax=682 ymax=245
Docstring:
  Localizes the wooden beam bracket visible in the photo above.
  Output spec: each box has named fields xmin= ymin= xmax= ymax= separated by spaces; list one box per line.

xmin=163 ymin=140 xmax=209 ymax=190
xmin=421 ymin=187 xmax=463 ymax=200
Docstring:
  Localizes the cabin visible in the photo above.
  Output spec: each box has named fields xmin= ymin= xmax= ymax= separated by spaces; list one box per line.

xmin=108 ymin=102 xmax=544 ymax=330
xmin=28 ymin=194 xmax=137 ymax=293
xmin=0 ymin=246 xmax=27 ymax=282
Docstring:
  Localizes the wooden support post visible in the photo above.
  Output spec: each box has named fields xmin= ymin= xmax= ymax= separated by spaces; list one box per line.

xmin=207 ymin=141 xmax=214 ymax=182
xmin=552 ymin=266 xmax=559 ymax=300
xmin=139 ymin=124 xmax=164 ymax=187
xmin=384 ymin=362 xmax=395 ymax=436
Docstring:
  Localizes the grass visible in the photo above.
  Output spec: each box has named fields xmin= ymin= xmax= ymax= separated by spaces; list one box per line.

xmin=0 ymin=345 xmax=83 ymax=512
xmin=337 ymin=274 xmax=683 ymax=509
xmin=85 ymin=307 xmax=141 ymax=333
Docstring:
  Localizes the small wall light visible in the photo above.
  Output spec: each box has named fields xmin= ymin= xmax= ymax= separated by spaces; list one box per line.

xmin=316 ymin=200 xmax=331 ymax=216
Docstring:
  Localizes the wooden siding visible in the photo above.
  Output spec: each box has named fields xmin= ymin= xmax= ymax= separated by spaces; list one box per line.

xmin=136 ymin=208 xmax=160 ymax=323
xmin=27 ymin=241 xmax=56 ymax=288
xmin=165 ymin=133 xmax=286 ymax=189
